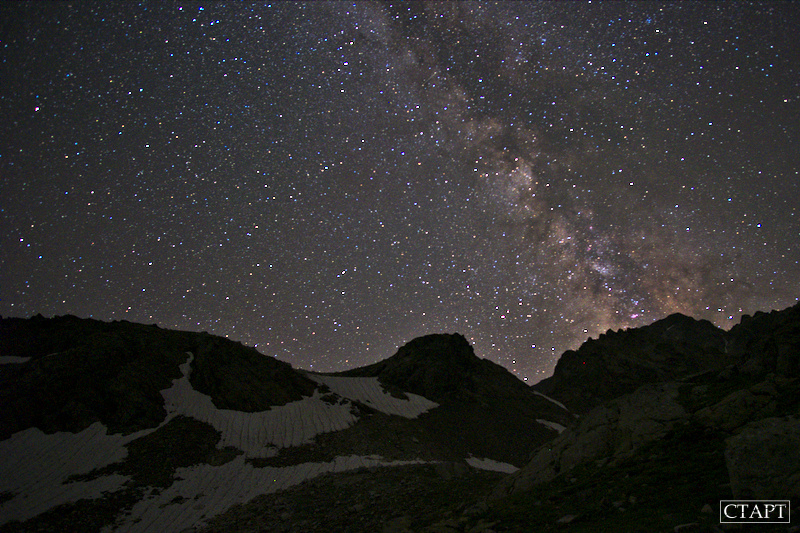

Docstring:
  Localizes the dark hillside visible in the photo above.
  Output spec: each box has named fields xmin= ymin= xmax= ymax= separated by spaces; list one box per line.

xmin=533 ymin=313 xmax=729 ymax=413
xmin=338 ymin=333 xmax=574 ymax=466
xmin=0 ymin=315 xmax=317 ymax=440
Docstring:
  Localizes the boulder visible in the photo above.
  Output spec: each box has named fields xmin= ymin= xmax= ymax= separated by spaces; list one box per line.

xmin=724 ymin=415 xmax=800 ymax=500
xmin=491 ymin=382 xmax=687 ymax=499
xmin=694 ymin=379 xmax=778 ymax=432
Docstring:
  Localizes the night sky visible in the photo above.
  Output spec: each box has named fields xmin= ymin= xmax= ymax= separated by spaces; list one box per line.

xmin=2 ymin=2 xmax=798 ymax=382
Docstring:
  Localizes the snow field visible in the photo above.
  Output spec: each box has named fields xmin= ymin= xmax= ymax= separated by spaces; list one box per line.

xmin=162 ymin=354 xmax=361 ymax=456
xmin=111 ymin=455 xmax=425 ymax=533
xmin=0 ymin=422 xmax=142 ymax=524
xmin=0 ymin=351 xmax=440 ymax=530
xmin=309 ymin=374 xmax=439 ymax=418
xmin=0 ymin=356 xmax=31 ymax=364
xmin=465 ymin=456 xmax=519 ymax=474
xmin=533 ymin=390 xmax=570 ymax=411
xmin=536 ymin=419 xmax=567 ymax=433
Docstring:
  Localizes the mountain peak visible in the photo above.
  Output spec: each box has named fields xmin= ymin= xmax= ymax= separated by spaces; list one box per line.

xmin=393 ymin=332 xmax=478 ymax=369
xmin=336 ymin=332 xmax=482 ymax=401
xmin=334 ymin=331 xmax=573 ymax=468
xmin=534 ymin=312 xmax=728 ymax=413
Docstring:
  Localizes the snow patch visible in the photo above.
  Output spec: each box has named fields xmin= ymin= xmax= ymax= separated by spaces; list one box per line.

xmin=0 ymin=356 xmax=31 ymax=364
xmin=110 ymin=455 xmax=424 ymax=533
xmin=161 ymin=353 xmax=359 ymax=456
xmin=465 ymin=456 xmax=519 ymax=474
xmin=310 ymin=374 xmax=438 ymax=418
xmin=533 ymin=390 xmax=569 ymax=411
xmin=0 ymin=422 xmax=144 ymax=524
xmin=0 ymin=351 xmax=434 ymax=530
xmin=536 ymin=419 xmax=566 ymax=433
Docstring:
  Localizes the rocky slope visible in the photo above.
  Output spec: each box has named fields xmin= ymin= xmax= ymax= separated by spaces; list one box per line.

xmin=480 ymin=303 xmax=800 ymax=532
xmin=0 ymin=316 xmax=569 ymax=532
xmin=532 ymin=312 xmax=729 ymax=414
xmin=199 ymin=302 xmax=800 ymax=533
xmin=533 ymin=304 xmax=800 ymax=415
xmin=336 ymin=333 xmax=574 ymax=467
xmin=0 ymin=315 xmax=317 ymax=441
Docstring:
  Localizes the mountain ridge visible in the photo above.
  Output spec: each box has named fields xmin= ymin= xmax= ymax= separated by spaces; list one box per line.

xmin=0 ymin=302 xmax=798 ymax=532
xmin=533 ymin=304 xmax=800 ymax=413
xmin=0 ymin=313 xmax=570 ymax=532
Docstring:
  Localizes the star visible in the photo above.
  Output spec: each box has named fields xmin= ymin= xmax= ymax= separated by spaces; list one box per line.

xmin=1 ymin=2 xmax=798 ymax=381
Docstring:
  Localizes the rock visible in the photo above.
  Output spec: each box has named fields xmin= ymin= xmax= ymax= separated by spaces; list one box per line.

xmin=335 ymin=332 xmax=573 ymax=467
xmin=673 ymin=523 xmax=699 ymax=532
xmin=536 ymin=302 xmax=800 ymax=415
xmin=613 ymin=382 xmax=686 ymax=456
xmin=434 ymin=461 xmax=470 ymax=480
xmin=534 ymin=313 xmax=728 ymax=413
xmin=556 ymin=514 xmax=578 ymax=524
xmin=338 ymin=333 xmax=486 ymax=401
xmin=694 ymin=380 xmax=777 ymax=431
xmin=727 ymin=303 xmax=800 ymax=378
xmin=701 ymin=503 xmax=713 ymax=514
xmin=739 ymin=357 xmax=765 ymax=377
xmin=424 ymin=517 xmax=465 ymax=532
xmin=382 ymin=515 xmax=413 ymax=533
xmin=463 ymin=501 xmax=489 ymax=516
xmin=718 ymin=524 xmax=743 ymax=531
xmin=190 ymin=335 xmax=318 ymax=411
xmin=467 ymin=519 xmax=498 ymax=533
xmin=717 ymin=365 xmax=737 ymax=380
xmin=491 ymin=381 xmax=687 ymax=499
xmin=724 ymin=415 xmax=800 ymax=500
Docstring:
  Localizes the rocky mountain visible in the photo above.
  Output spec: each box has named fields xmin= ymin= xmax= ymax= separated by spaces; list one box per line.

xmin=0 ymin=302 xmax=798 ymax=532
xmin=0 ymin=316 xmax=569 ymax=532
xmin=335 ymin=333 xmax=573 ymax=467
xmin=532 ymin=312 xmax=729 ymax=414
xmin=487 ymin=302 xmax=800 ymax=532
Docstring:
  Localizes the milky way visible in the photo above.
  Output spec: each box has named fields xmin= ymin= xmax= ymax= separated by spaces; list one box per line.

xmin=1 ymin=2 xmax=798 ymax=381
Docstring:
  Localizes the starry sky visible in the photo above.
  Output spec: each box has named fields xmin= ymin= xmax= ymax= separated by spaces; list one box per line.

xmin=2 ymin=2 xmax=798 ymax=381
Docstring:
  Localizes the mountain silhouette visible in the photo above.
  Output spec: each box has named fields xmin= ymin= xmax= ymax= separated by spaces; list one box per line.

xmin=533 ymin=312 xmax=728 ymax=413
xmin=0 ymin=302 xmax=798 ymax=532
